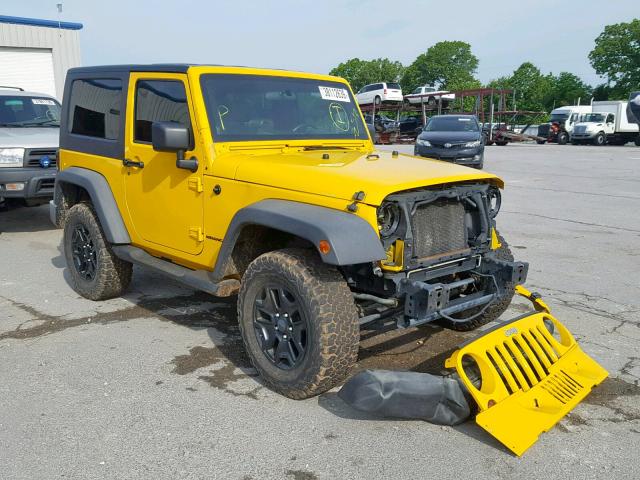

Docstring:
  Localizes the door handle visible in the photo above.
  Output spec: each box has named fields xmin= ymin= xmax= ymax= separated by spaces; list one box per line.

xmin=123 ymin=158 xmax=145 ymax=169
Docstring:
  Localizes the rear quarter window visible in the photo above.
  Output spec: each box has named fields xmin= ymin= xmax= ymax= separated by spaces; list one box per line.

xmin=67 ymin=78 xmax=123 ymax=140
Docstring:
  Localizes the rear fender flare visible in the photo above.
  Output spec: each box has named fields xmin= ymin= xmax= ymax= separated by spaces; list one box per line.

xmin=55 ymin=167 xmax=130 ymax=244
xmin=212 ymin=199 xmax=386 ymax=279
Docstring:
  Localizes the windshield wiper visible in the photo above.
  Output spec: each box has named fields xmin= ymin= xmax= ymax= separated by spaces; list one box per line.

xmin=0 ymin=123 xmax=24 ymax=127
xmin=20 ymin=120 xmax=60 ymax=127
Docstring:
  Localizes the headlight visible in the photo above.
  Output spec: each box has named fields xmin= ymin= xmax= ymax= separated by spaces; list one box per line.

xmin=487 ymin=187 xmax=501 ymax=218
xmin=464 ymin=140 xmax=481 ymax=148
xmin=0 ymin=148 xmax=24 ymax=168
xmin=377 ymin=202 xmax=401 ymax=238
xmin=416 ymin=138 xmax=432 ymax=147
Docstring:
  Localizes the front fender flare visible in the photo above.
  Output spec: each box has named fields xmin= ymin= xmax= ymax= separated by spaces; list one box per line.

xmin=55 ymin=167 xmax=130 ymax=244
xmin=212 ymin=199 xmax=386 ymax=278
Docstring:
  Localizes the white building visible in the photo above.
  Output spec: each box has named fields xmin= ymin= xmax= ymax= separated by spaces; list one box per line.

xmin=0 ymin=15 xmax=82 ymax=100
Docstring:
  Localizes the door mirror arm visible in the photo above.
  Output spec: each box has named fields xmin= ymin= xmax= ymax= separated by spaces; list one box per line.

xmin=176 ymin=149 xmax=198 ymax=172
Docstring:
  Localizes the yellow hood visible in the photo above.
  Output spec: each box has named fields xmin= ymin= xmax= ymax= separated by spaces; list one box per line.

xmin=228 ymin=149 xmax=503 ymax=206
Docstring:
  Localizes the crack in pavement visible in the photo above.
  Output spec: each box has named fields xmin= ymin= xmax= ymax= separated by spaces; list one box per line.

xmin=508 ymin=184 xmax=640 ymax=201
xmin=501 ymin=211 xmax=640 ymax=234
xmin=0 ymin=292 xmax=266 ymax=399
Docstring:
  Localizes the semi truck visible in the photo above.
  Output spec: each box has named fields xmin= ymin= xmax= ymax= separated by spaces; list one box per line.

xmin=537 ymin=105 xmax=591 ymax=144
xmin=571 ymin=100 xmax=640 ymax=146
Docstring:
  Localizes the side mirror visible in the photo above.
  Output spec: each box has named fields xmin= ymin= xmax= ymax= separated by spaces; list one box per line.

xmin=151 ymin=121 xmax=198 ymax=172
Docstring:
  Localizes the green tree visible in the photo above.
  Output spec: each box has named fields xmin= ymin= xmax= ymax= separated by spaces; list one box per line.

xmin=401 ymin=41 xmax=479 ymax=92
xmin=589 ymin=19 xmax=640 ymax=95
xmin=329 ymin=58 xmax=404 ymax=92
xmin=489 ymin=62 xmax=553 ymax=111
xmin=545 ymin=72 xmax=592 ymax=108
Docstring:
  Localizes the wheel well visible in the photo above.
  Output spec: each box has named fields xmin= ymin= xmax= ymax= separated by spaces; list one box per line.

xmin=55 ymin=181 xmax=92 ymax=225
xmin=222 ymin=225 xmax=314 ymax=279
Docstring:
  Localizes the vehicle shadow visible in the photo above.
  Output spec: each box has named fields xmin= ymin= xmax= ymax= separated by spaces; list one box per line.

xmin=0 ymin=203 xmax=55 ymax=234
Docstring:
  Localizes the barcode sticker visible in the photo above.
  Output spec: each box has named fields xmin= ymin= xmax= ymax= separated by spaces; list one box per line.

xmin=32 ymin=99 xmax=56 ymax=105
xmin=318 ymin=86 xmax=350 ymax=103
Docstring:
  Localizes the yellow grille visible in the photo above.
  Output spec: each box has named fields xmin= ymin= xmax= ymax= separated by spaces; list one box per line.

xmin=446 ymin=310 xmax=608 ymax=456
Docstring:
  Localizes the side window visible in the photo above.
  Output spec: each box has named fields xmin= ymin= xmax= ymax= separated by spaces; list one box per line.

xmin=606 ymin=114 xmax=614 ymax=123
xmin=412 ymin=87 xmax=422 ymax=94
xmin=68 ymin=79 xmax=122 ymax=139
xmin=134 ymin=80 xmax=190 ymax=143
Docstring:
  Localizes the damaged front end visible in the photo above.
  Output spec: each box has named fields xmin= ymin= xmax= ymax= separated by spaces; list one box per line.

xmin=345 ymin=182 xmax=527 ymax=329
xmin=339 ymin=287 xmax=608 ymax=456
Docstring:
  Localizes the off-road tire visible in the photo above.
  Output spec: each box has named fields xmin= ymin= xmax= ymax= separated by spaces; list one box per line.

xmin=438 ymin=234 xmax=515 ymax=332
xmin=63 ymin=202 xmax=132 ymax=301
xmin=237 ymin=248 xmax=359 ymax=399
xmin=557 ymin=131 xmax=569 ymax=145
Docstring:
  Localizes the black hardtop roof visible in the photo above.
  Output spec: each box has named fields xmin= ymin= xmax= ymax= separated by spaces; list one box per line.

xmin=67 ymin=64 xmax=195 ymax=75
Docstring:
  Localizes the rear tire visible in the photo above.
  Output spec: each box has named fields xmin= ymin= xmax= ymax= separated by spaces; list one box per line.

xmin=635 ymin=136 xmax=640 ymax=146
xmin=237 ymin=248 xmax=359 ymax=399
xmin=374 ymin=96 xmax=381 ymax=106
xmin=63 ymin=203 xmax=132 ymax=300
xmin=438 ymin=234 xmax=515 ymax=331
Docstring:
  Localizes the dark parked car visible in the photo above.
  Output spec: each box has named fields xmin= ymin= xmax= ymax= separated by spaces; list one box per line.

xmin=398 ymin=115 xmax=422 ymax=136
xmin=414 ymin=114 xmax=484 ymax=169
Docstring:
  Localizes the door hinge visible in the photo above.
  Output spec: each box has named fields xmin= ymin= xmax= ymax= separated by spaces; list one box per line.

xmin=188 ymin=227 xmax=204 ymax=242
xmin=188 ymin=177 xmax=203 ymax=193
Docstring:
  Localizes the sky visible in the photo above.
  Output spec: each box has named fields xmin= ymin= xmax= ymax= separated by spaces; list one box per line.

xmin=2 ymin=0 xmax=638 ymax=87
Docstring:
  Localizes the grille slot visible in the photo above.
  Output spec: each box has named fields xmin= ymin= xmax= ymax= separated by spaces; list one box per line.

xmin=26 ymin=149 xmax=57 ymax=168
xmin=411 ymin=199 xmax=467 ymax=259
xmin=487 ymin=326 xmax=566 ymax=393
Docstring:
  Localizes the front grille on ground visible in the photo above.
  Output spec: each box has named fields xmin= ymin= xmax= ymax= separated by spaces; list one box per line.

xmin=25 ymin=149 xmax=58 ymax=168
xmin=411 ymin=200 xmax=467 ymax=259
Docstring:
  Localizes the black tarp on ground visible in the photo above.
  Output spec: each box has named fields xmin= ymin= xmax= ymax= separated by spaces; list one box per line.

xmin=338 ymin=369 xmax=472 ymax=426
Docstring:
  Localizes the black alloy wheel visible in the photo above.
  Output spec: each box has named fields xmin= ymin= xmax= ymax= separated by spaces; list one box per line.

xmin=71 ymin=224 xmax=97 ymax=281
xmin=253 ymin=284 xmax=309 ymax=370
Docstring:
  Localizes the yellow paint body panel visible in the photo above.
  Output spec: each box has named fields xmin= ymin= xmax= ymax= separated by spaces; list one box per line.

xmin=59 ymin=65 xmax=504 ymax=272
xmin=446 ymin=306 xmax=608 ymax=456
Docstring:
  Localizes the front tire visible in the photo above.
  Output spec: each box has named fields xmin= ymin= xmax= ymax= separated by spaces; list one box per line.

xmin=63 ymin=203 xmax=132 ymax=300
xmin=557 ymin=131 xmax=569 ymax=145
xmin=237 ymin=249 xmax=359 ymax=399
xmin=438 ymin=234 xmax=515 ymax=331
xmin=593 ymin=132 xmax=606 ymax=146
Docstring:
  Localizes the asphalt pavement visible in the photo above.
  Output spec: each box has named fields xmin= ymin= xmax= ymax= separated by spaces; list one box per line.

xmin=1 ymin=143 xmax=639 ymax=479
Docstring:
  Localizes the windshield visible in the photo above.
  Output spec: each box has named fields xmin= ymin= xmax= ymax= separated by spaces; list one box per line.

xmin=582 ymin=113 xmax=606 ymax=123
xmin=0 ymin=95 xmax=61 ymax=127
xmin=549 ymin=113 xmax=569 ymax=123
xmin=200 ymin=74 xmax=368 ymax=142
xmin=424 ymin=116 xmax=479 ymax=132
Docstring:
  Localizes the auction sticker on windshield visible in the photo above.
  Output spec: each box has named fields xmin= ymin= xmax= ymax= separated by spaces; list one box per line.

xmin=318 ymin=86 xmax=350 ymax=102
xmin=32 ymin=99 xmax=56 ymax=105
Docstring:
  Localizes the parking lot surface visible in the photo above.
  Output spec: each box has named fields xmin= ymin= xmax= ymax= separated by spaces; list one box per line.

xmin=1 ymin=143 xmax=639 ymax=479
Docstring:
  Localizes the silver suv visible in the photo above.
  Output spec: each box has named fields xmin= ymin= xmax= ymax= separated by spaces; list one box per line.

xmin=0 ymin=87 xmax=60 ymax=207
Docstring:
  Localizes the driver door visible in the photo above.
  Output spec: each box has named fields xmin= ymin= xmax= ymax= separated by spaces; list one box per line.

xmin=124 ymin=73 xmax=204 ymax=256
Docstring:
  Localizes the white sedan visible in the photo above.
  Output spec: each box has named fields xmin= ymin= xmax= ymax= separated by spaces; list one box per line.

xmin=404 ymin=86 xmax=455 ymax=106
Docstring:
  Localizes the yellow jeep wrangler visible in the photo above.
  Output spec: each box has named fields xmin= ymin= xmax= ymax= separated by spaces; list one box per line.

xmin=50 ymin=64 xmax=528 ymax=399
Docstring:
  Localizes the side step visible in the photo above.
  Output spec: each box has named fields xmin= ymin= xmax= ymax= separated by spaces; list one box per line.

xmin=112 ymin=245 xmax=239 ymax=297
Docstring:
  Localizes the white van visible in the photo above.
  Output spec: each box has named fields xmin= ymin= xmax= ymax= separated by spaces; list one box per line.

xmin=356 ymin=82 xmax=403 ymax=106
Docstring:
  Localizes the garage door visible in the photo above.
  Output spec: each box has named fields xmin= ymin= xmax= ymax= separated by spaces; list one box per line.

xmin=0 ymin=47 xmax=56 ymax=98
